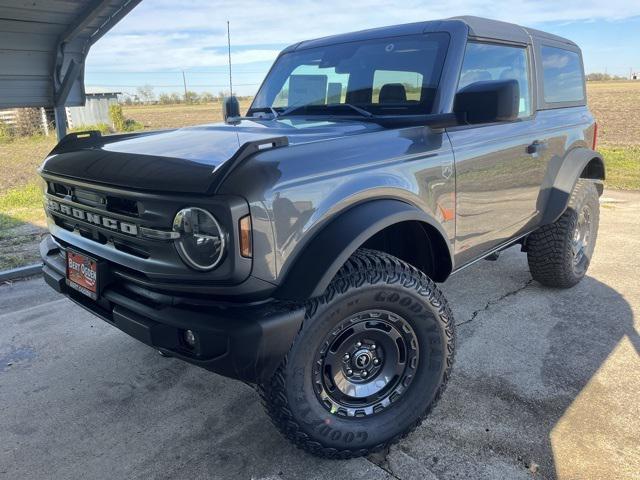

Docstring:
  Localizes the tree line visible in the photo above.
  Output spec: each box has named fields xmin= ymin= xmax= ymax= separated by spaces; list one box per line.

xmin=121 ymin=85 xmax=253 ymax=105
xmin=585 ymin=73 xmax=631 ymax=81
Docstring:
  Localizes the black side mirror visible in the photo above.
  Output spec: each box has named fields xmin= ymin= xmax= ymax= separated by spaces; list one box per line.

xmin=454 ymin=79 xmax=520 ymax=124
xmin=222 ymin=96 xmax=241 ymax=124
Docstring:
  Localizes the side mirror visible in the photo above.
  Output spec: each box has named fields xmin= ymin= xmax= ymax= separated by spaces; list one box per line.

xmin=454 ymin=79 xmax=520 ymax=124
xmin=222 ymin=96 xmax=241 ymax=124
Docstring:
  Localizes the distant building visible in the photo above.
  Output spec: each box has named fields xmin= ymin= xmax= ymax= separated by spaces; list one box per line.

xmin=633 ymin=72 xmax=638 ymax=80
xmin=66 ymin=91 xmax=121 ymax=129
xmin=0 ymin=91 xmax=121 ymax=136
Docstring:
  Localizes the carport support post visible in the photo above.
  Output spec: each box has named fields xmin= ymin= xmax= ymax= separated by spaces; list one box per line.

xmin=53 ymin=59 xmax=81 ymax=141
xmin=54 ymin=106 xmax=67 ymax=140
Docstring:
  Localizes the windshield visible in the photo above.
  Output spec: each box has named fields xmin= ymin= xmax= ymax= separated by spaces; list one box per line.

xmin=249 ymin=33 xmax=450 ymax=117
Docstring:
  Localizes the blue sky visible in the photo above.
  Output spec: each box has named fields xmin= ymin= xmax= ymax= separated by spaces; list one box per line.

xmin=85 ymin=0 xmax=640 ymax=97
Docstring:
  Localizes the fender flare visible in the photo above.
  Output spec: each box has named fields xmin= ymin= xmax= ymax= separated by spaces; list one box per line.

xmin=274 ymin=199 xmax=452 ymax=300
xmin=540 ymin=147 xmax=604 ymax=225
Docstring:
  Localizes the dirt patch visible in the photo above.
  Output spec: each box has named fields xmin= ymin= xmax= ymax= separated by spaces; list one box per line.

xmin=586 ymin=81 xmax=640 ymax=146
xmin=122 ymin=100 xmax=253 ymax=130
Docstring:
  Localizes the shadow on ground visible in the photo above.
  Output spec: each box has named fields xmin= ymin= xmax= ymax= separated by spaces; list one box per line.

xmin=386 ymin=252 xmax=638 ymax=480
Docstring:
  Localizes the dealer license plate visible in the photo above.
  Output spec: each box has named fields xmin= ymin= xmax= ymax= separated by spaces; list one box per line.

xmin=66 ymin=249 xmax=99 ymax=300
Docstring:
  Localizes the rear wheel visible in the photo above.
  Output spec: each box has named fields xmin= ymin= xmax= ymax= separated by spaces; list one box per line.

xmin=259 ymin=249 xmax=455 ymax=458
xmin=527 ymin=179 xmax=600 ymax=288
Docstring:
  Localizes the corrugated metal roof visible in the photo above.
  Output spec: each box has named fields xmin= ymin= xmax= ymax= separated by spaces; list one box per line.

xmin=0 ymin=0 xmax=142 ymax=109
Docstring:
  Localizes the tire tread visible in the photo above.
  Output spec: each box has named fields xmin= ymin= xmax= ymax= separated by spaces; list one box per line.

xmin=527 ymin=179 xmax=599 ymax=288
xmin=258 ymin=248 xmax=455 ymax=459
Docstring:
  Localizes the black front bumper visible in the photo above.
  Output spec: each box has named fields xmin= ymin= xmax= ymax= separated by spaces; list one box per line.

xmin=41 ymin=235 xmax=304 ymax=383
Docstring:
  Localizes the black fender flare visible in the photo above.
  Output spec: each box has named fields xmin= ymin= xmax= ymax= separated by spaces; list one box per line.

xmin=274 ymin=199 xmax=452 ymax=300
xmin=540 ymin=147 xmax=604 ymax=225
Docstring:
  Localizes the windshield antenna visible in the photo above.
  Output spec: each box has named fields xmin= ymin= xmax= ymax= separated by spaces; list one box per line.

xmin=227 ymin=20 xmax=233 ymax=96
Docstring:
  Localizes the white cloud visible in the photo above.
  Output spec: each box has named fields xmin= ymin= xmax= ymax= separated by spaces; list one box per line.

xmin=105 ymin=0 xmax=640 ymax=37
xmin=84 ymin=0 xmax=639 ymax=94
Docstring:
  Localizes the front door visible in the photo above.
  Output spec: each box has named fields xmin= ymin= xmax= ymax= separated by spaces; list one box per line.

xmin=447 ymin=41 xmax=543 ymax=266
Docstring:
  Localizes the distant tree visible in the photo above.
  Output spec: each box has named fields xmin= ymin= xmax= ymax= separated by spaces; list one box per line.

xmin=136 ymin=84 xmax=155 ymax=103
xmin=169 ymin=93 xmax=182 ymax=104
xmin=109 ymin=104 xmax=143 ymax=132
xmin=586 ymin=72 xmax=628 ymax=81
xmin=158 ymin=93 xmax=172 ymax=104
xmin=200 ymin=92 xmax=215 ymax=103
xmin=184 ymin=90 xmax=200 ymax=104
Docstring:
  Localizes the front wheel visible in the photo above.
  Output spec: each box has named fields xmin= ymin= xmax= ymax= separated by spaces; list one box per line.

xmin=259 ymin=249 xmax=455 ymax=458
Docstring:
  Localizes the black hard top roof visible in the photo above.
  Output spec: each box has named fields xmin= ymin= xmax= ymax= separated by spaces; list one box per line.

xmin=288 ymin=16 xmax=578 ymax=52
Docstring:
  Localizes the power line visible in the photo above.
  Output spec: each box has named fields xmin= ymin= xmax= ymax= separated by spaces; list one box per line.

xmin=86 ymin=83 xmax=260 ymax=88
xmin=86 ymin=70 xmax=267 ymax=74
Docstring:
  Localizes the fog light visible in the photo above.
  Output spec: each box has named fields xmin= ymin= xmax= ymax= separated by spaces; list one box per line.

xmin=183 ymin=329 xmax=196 ymax=348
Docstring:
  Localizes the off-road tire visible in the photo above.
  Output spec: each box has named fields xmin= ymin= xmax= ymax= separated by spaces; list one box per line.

xmin=527 ymin=179 xmax=599 ymax=288
xmin=259 ymin=249 xmax=455 ymax=459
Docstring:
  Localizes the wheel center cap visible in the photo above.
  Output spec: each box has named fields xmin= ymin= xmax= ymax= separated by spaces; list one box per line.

xmin=354 ymin=350 xmax=372 ymax=368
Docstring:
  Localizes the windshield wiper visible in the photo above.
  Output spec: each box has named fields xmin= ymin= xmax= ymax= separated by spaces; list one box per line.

xmin=335 ymin=103 xmax=374 ymax=118
xmin=279 ymin=103 xmax=374 ymax=118
xmin=278 ymin=103 xmax=305 ymax=117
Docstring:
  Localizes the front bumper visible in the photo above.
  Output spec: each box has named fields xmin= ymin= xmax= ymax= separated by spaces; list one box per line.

xmin=41 ymin=235 xmax=304 ymax=383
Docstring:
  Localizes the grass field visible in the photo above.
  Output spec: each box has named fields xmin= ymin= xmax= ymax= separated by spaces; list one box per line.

xmin=0 ymin=84 xmax=638 ymax=269
xmin=122 ymin=99 xmax=253 ymax=130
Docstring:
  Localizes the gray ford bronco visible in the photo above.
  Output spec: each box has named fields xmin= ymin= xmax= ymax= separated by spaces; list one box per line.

xmin=39 ymin=16 xmax=603 ymax=458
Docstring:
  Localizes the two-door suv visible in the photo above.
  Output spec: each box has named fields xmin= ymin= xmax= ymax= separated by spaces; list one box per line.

xmin=39 ymin=16 xmax=603 ymax=457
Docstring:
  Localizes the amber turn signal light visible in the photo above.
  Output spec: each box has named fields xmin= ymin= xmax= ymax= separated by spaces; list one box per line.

xmin=239 ymin=215 xmax=252 ymax=258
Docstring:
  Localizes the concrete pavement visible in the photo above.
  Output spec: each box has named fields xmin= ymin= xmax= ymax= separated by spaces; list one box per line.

xmin=1 ymin=190 xmax=638 ymax=480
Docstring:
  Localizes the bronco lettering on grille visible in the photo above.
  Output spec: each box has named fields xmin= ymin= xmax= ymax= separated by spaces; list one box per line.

xmin=46 ymin=198 xmax=139 ymax=236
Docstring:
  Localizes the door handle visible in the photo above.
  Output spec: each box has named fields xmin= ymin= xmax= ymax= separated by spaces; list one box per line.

xmin=527 ymin=140 xmax=548 ymax=155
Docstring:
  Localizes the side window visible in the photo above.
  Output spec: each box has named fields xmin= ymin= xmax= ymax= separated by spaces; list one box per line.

xmin=458 ymin=43 xmax=531 ymax=118
xmin=541 ymin=46 xmax=584 ymax=104
xmin=372 ymin=70 xmax=423 ymax=103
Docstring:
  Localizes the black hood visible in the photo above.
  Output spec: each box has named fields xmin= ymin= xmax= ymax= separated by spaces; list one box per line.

xmin=41 ymin=119 xmax=382 ymax=194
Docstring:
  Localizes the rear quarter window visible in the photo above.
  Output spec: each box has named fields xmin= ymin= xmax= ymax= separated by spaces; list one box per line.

xmin=541 ymin=46 xmax=585 ymax=104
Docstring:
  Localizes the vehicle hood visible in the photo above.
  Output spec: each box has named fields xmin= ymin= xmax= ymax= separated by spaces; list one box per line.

xmin=41 ymin=118 xmax=382 ymax=194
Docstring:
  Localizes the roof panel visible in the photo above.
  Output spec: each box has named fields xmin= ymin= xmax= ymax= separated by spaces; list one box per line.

xmin=0 ymin=0 xmax=142 ymax=109
xmin=0 ymin=0 xmax=87 ymax=13
xmin=1 ymin=49 xmax=53 ymax=76
xmin=0 ymin=31 xmax=66 ymax=52
xmin=0 ymin=5 xmax=77 ymax=24
xmin=0 ymin=18 xmax=67 ymax=34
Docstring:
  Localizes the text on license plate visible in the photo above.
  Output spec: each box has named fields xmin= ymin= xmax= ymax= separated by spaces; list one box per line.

xmin=66 ymin=250 xmax=99 ymax=300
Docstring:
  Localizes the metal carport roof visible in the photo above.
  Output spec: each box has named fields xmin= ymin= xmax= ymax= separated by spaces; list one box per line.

xmin=0 ymin=0 xmax=142 ymax=137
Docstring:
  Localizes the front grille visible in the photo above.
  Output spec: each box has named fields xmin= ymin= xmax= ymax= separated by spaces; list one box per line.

xmin=48 ymin=181 xmax=140 ymax=217
xmin=106 ymin=195 xmax=139 ymax=216
xmin=41 ymin=172 xmax=251 ymax=286
xmin=44 ymin=178 xmax=158 ymax=259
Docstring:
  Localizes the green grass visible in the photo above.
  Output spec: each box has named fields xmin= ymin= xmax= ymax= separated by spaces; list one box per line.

xmin=0 ymin=182 xmax=47 ymax=270
xmin=69 ymin=123 xmax=113 ymax=135
xmin=0 ymin=182 xmax=42 ymax=222
xmin=599 ymin=146 xmax=640 ymax=190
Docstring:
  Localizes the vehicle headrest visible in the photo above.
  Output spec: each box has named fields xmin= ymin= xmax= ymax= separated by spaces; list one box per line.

xmin=379 ymin=83 xmax=407 ymax=103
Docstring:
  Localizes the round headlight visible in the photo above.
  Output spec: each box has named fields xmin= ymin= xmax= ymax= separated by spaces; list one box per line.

xmin=173 ymin=207 xmax=225 ymax=271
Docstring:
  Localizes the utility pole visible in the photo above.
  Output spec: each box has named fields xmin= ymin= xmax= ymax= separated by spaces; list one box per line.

xmin=182 ymin=70 xmax=188 ymax=102
xmin=227 ymin=20 xmax=233 ymax=96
